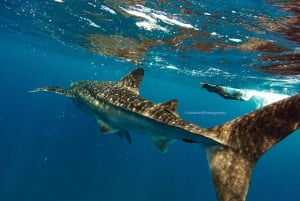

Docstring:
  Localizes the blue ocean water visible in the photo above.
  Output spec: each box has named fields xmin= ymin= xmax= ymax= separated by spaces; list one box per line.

xmin=0 ymin=1 xmax=300 ymax=201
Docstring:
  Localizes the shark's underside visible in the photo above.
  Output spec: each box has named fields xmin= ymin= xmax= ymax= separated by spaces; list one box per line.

xmin=31 ymin=68 xmax=300 ymax=201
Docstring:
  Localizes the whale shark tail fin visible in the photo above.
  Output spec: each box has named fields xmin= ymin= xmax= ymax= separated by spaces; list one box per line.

xmin=30 ymin=86 xmax=75 ymax=98
xmin=205 ymin=94 xmax=300 ymax=201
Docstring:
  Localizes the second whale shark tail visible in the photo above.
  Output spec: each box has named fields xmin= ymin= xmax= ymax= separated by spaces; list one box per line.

xmin=204 ymin=94 xmax=300 ymax=201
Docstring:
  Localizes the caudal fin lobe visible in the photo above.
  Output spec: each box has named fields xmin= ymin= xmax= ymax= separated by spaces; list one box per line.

xmin=206 ymin=94 xmax=300 ymax=201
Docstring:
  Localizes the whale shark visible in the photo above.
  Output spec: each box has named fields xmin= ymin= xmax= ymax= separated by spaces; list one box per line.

xmin=31 ymin=68 xmax=300 ymax=201
xmin=201 ymin=82 xmax=290 ymax=108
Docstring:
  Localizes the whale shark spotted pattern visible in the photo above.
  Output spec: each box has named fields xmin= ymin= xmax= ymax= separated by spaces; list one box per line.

xmin=31 ymin=68 xmax=300 ymax=201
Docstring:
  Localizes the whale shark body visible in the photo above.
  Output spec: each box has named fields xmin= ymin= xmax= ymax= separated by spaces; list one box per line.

xmin=31 ymin=68 xmax=300 ymax=201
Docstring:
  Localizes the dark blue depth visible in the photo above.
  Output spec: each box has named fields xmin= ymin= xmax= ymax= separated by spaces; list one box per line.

xmin=0 ymin=1 xmax=300 ymax=201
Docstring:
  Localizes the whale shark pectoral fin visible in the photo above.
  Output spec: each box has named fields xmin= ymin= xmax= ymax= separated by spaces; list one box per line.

xmin=206 ymin=146 xmax=254 ymax=201
xmin=98 ymin=120 xmax=132 ymax=144
xmin=100 ymin=124 xmax=118 ymax=134
xmin=98 ymin=121 xmax=119 ymax=134
xmin=117 ymin=68 xmax=144 ymax=94
xmin=152 ymin=137 xmax=174 ymax=153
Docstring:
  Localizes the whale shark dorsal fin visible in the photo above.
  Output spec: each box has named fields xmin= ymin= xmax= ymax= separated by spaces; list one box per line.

xmin=117 ymin=68 xmax=144 ymax=94
xmin=158 ymin=99 xmax=179 ymax=117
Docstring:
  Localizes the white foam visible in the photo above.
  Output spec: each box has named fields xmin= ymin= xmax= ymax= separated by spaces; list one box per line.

xmin=101 ymin=5 xmax=117 ymax=15
xmin=223 ymin=87 xmax=290 ymax=108
xmin=136 ymin=21 xmax=168 ymax=32
xmin=89 ymin=21 xmax=100 ymax=28
xmin=151 ymin=13 xmax=195 ymax=29
xmin=121 ymin=7 xmax=156 ymax=23
xmin=229 ymin=38 xmax=242 ymax=42
xmin=79 ymin=16 xmax=100 ymax=28
xmin=119 ymin=4 xmax=197 ymax=32
xmin=88 ymin=2 xmax=96 ymax=7
xmin=164 ymin=65 xmax=179 ymax=70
